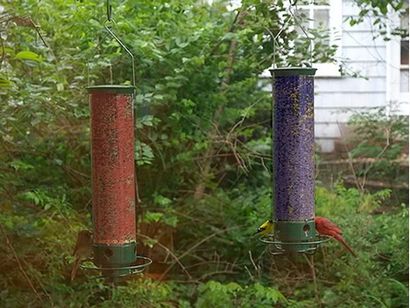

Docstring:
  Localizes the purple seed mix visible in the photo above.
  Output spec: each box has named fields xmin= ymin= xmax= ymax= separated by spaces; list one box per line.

xmin=273 ymin=75 xmax=315 ymax=221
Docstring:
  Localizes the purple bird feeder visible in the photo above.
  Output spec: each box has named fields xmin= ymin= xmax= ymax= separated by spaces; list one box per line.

xmin=257 ymin=9 xmax=332 ymax=254
xmin=272 ymin=67 xmax=316 ymax=252
xmin=260 ymin=67 xmax=329 ymax=254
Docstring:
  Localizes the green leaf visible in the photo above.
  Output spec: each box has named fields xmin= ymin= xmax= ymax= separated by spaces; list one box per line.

xmin=142 ymin=238 xmax=158 ymax=248
xmin=15 ymin=51 xmax=42 ymax=62
xmin=21 ymin=191 xmax=41 ymax=205
xmin=140 ymin=115 xmax=154 ymax=127
xmin=135 ymin=142 xmax=155 ymax=165
xmin=56 ymin=83 xmax=64 ymax=91
xmin=154 ymin=195 xmax=172 ymax=206
xmin=0 ymin=76 xmax=11 ymax=88
xmin=10 ymin=160 xmax=34 ymax=171
xmin=163 ymin=215 xmax=178 ymax=227
xmin=144 ymin=212 xmax=164 ymax=223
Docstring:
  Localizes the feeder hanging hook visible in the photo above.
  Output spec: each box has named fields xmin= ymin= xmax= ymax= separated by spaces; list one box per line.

xmin=106 ymin=0 xmax=113 ymax=22
xmin=103 ymin=0 xmax=136 ymax=88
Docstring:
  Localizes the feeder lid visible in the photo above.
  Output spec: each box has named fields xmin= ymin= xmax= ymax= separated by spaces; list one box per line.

xmin=87 ymin=85 xmax=135 ymax=94
xmin=270 ymin=67 xmax=317 ymax=77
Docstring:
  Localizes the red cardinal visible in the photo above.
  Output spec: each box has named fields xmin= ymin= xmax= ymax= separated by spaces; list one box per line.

xmin=315 ymin=216 xmax=356 ymax=257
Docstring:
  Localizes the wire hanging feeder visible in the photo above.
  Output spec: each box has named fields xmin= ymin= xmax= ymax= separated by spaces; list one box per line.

xmin=83 ymin=0 xmax=151 ymax=279
xmin=259 ymin=1 xmax=329 ymax=256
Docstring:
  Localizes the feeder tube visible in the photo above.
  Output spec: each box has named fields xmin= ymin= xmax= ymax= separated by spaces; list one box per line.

xmin=271 ymin=68 xmax=316 ymax=222
xmin=88 ymin=85 xmax=137 ymax=274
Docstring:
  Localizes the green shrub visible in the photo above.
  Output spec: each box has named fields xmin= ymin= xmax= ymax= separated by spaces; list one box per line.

xmin=195 ymin=281 xmax=286 ymax=308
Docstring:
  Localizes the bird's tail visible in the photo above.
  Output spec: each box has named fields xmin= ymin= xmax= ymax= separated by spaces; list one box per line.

xmin=71 ymin=257 xmax=81 ymax=281
xmin=334 ymin=234 xmax=356 ymax=257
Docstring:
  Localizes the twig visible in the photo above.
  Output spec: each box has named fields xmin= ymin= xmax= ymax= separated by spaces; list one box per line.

xmin=303 ymin=254 xmax=321 ymax=307
xmin=320 ymin=157 xmax=408 ymax=166
xmin=193 ymin=9 xmax=248 ymax=199
xmin=360 ymin=124 xmax=391 ymax=187
xmin=206 ymin=10 xmax=242 ymax=59
xmin=0 ymin=32 xmax=5 ymax=68
xmin=21 ymin=258 xmax=54 ymax=305
xmin=199 ymin=270 xmax=236 ymax=281
xmin=343 ymin=176 xmax=408 ymax=189
xmin=320 ymin=245 xmax=327 ymax=268
xmin=30 ymin=18 xmax=48 ymax=48
xmin=137 ymin=233 xmax=192 ymax=280
xmin=248 ymin=250 xmax=260 ymax=279
xmin=185 ymin=260 xmax=238 ymax=270
xmin=223 ymin=101 xmax=260 ymax=173
xmin=244 ymin=265 xmax=255 ymax=281
xmin=0 ymin=224 xmax=43 ymax=303
xmin=159 ymin=226 xmax=241 ymax=280
xmin=336 ymin=122 xmax=361 ymax=191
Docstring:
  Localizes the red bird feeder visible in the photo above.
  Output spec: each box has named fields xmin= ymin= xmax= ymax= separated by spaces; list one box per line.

xmin=86 ymin=86 xmax=151 ymax=278
xmin=81 ymin=7 xmax=151 ymax=278
xmin=88 ymin=86 xmax=135 ymax=275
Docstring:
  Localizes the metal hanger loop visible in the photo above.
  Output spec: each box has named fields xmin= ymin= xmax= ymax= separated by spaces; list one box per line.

xmin=103 ymin=0 xmax=136 ymax=88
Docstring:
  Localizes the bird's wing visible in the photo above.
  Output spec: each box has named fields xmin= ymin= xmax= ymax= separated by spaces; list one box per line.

xmin=319 ymin=217 xmax=342 ymax=235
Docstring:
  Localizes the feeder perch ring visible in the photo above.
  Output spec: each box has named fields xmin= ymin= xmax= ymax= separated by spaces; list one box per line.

xmin=259 ymin=234 xmax=331 ymax=245
xmin=259 ymin=235 xmax=331 ymax=255
xmin=80 ymin=255 xmax=152 ymax=277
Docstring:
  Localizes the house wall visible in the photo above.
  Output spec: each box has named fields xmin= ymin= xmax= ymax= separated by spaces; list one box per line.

xmin=315 ymin=0 xmax=389 ymax=152
xmin=261 ymin=0 xmax=407 ymax=153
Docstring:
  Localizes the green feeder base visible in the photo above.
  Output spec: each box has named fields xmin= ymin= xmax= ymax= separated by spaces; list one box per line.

xmin=259 ymin=220 xmax=331 ymax=255
xmin=93 ymin=242 xmax=136 ymax=277
xmin=79 ymin=242 xmax=152 ymax=280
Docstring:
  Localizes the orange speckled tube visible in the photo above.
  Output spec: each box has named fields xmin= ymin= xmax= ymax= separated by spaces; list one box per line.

xmin=88 ymin=86 xmax=136 ymax=246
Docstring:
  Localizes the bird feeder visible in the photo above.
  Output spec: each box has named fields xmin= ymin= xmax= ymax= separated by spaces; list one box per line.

xmin=272 ymin=68 xmax=316 ymax=252
xmin=259 ymin=10 xmax=329 ymax=255
xmin=87 ymin=85 xmax=150 ymax=278
xmin=81 ymin=2 xmax=151 ymax=279
xmin=260 ymin=68 xmax=329 ymax=254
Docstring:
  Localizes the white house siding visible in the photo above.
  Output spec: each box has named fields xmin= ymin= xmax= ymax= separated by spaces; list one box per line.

xmin=259 ymin=0 xmax=408 ymax=153
xmin=314 ymin=0 xmax=390 ymax=152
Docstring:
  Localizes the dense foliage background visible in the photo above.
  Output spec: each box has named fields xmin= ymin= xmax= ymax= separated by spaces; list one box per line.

xmin=0 ymin=0 xmax=408 ymax=307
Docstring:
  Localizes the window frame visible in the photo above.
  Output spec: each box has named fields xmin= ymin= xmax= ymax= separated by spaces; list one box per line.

xmin=386 ymin=8 xmax=410 ymax=114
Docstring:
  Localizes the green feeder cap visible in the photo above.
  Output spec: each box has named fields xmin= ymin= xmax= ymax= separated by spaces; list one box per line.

xmin=87 ymin=85 xmax=135 ymax=94
xmin=270 ymin=67 xmax=317 ymax=77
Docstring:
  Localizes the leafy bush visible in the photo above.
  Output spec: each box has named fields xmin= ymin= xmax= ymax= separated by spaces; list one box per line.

xmin=195 ymin=281 xmax=286 ymax=307
xmin=347 ymin=107 xmax=408 ymax=200
xmin=0 ymin=0 xmax=408 ymax=307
